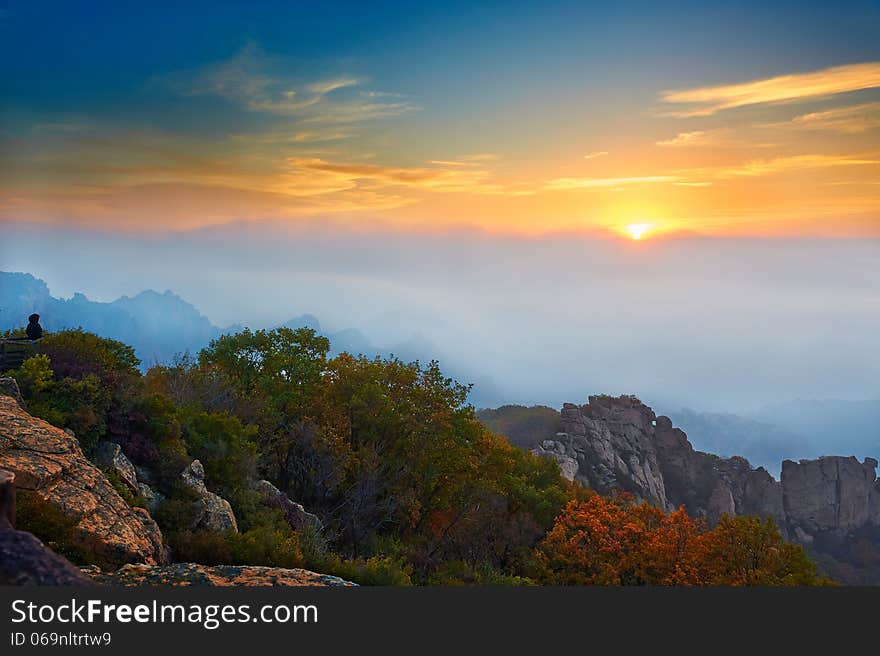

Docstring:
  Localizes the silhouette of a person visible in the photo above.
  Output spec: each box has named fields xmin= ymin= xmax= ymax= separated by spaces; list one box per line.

xmin=25 ymin=313 xmax=43 ymax=340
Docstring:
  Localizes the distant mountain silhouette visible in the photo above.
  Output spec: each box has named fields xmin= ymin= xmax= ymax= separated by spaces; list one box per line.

xmin=0 ymin=271 xmax=503 ymax=405
xmin=749 ymin=399 xmax=880 ymax=463
xmin=664 ymin=408 xmax=812 ymax=476
xmin=0 ymin=271 xmax=230 ymax=366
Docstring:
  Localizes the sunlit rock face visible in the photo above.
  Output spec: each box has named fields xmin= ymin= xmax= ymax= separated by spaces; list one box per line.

xmin=0 ymin=395 xmax=168 ymax=569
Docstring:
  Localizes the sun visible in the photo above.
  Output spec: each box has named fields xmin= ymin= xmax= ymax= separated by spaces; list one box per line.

xmin=625 ymin=223 xmax=652 ymax=240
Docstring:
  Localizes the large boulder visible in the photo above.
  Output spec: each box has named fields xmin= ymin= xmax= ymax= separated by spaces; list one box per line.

xmin=180 ymin=460 xmax=238 ymax=533
xmin=0 ymin=396 xmax=167 ymax=569
xmin=0 ymin=529 xmax=95 ymax=585
xmin=83 ymin=563 xmax=355 ymax=586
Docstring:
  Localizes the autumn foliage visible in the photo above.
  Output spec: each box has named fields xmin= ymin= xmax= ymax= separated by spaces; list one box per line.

xmin=537 ymin=493 xmax=826 ymax=586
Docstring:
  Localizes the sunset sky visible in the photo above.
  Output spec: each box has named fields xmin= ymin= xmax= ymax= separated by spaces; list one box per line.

xmin=2 ymin=1 xmax=879 ymax=411
xmin=2 ymin=0 xmax=879 ymax=238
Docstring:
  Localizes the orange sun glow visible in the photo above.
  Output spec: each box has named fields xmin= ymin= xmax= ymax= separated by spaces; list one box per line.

xmin=626 ymin=223 xmax=652 ymax=240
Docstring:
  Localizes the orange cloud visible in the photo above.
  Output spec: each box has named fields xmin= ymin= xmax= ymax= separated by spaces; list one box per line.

xmin=544 ymin=175 xmax=681 ymax=190
xmin=789 ymin=102 xmax=880 ymax=133
xmin=713 ymin=153 xmax=880 ymax=178
xmin=661 ymin=62 xmax=880 ymax=116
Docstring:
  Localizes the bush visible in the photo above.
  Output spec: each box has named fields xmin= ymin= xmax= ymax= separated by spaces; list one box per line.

xmin=169 ymin=527 xmax=304 ymax=568
xmin=15 ymin=490 xmax=98 ymax=565
xmin=105 ymin=471 xmax=147 ymax=509
xmin=178 ymin=409 xmax=258 ymax=499
xmin=314 ymin=554 xmax=413 ymax=586
xmin=153 ymin=491 xmax=200 ymax=534
xmin=169 ymin=531 xmax=233 ymax=564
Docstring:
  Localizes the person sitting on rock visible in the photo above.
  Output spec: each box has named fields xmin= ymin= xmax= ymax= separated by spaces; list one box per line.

xmin=25 ymin=314 xmax=43 ymax=340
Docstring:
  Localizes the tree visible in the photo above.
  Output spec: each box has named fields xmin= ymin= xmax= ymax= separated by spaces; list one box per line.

xmin=198 ymin=327 xmax=329 ymax=417
xmin=536 ymin=495 xmax=825 ymax=586
xmin=699 ymin=515 xmax=824 ymax=585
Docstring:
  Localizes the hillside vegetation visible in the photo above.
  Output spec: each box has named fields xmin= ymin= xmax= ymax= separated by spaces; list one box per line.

xmin=1 ymin=327 xmax=825 ymax=585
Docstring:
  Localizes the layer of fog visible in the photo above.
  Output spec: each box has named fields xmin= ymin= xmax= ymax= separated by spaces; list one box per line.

xmin=2 ymin=221 xmax=878 ymax=412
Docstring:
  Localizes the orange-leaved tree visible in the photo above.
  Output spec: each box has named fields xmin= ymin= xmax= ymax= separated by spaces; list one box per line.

xmin=536 ymin=493 xmax=827 ymax=586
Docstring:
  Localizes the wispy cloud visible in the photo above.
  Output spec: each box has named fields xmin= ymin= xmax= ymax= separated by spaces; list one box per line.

xmin=660 ymin=62 xmax=880 ymax=117
xmin=229 ymin=127 xmax=355 ymax=145
xmin=713 ymin=153 xmax=880 ymax=178
xmin=543 ymin=153 xmax=878 ymax=192
xmin=459 ymin=153 xmax=498 ymax=162
xmin=656 ymin=128 xmax=777 ymax=149
xmin=583 ymin=151 xmax=608 ymax=160
xmin=657 ymin=130 xmax=723 ymax=147
xmin=789 ymin=102 xmax=880 ymax=134
xmin=287 ymin=157 xmax=509 ymax=194
xmin=179 ymin=46 xmax=416 ymax=122
xmin=545 ymin=175 xmax=681 ymax=190
xmin=426 ymin=154 xmax=499 ymax=167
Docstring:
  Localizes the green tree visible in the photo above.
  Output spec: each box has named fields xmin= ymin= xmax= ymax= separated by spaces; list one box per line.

xmin=700 ymin=515 xmax=826 ymax=585
xmin=178 ymin=409 xmax=258 ymax=499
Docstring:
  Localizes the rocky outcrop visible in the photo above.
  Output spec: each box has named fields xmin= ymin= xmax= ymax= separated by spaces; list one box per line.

xmin=94 ymin=441 xmax=139 ymax=492
xmin=0 ymin=529 xmax=95 ymax=585
xmin=180 ymin=460 xmax=238 ymax=533
xmin=533 ymin=395 xmax=880 ymax=547
xmin=83 ymin=563 xmax=355 ymax=586
xmin=537 ymin=396 xmax=668 ymax=507
xmin=531 ymin=441 xmax=578 ymax=482
xmin=781 ymin=457 xmax=880 ymax=537
xmin=652 ymin=415 xmax=785 ymax=527
xmin=253 ymin=479 xmax=322 ymax=532
xmin=94 ymin=442 xmax=163 ymax=511
xmin=0 ymin=395 xmax=168 ymax=569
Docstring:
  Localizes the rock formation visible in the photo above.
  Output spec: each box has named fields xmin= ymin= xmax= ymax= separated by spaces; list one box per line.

xmin=533 ymin=395 xmax=880 ymax=546
xmin=0 ymin=394 xmax=168 ymax=569
xmin=94 ymin=441 xmax=139 ymax=491
xmin=83 ymin=563 xmax=355 ymax=586
xmin=781 ymin=456 xmax=880 ymax=539
xmin=180 ymin=459 xmax=238 ymax=533
xmin=531 ymin=440 xmax=578 ymax=482
xmin=253 ymin=479 xmax=322 ymax=532
xmin=0 ymin=529 xmax=96 ymax=585
xmin=533 ymin=396 xmax=668 ymax=508
xmin=94 ymin=441 xmax=162 ymax=511
xmin=652 ymin=415 xmax=785 ymax=528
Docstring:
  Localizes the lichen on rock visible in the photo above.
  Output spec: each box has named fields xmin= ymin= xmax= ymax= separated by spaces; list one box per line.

xmin=0 ymin=394 xmax=168 ymax=569
xmin=83 ymin=562 xmax=356 ymax=586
